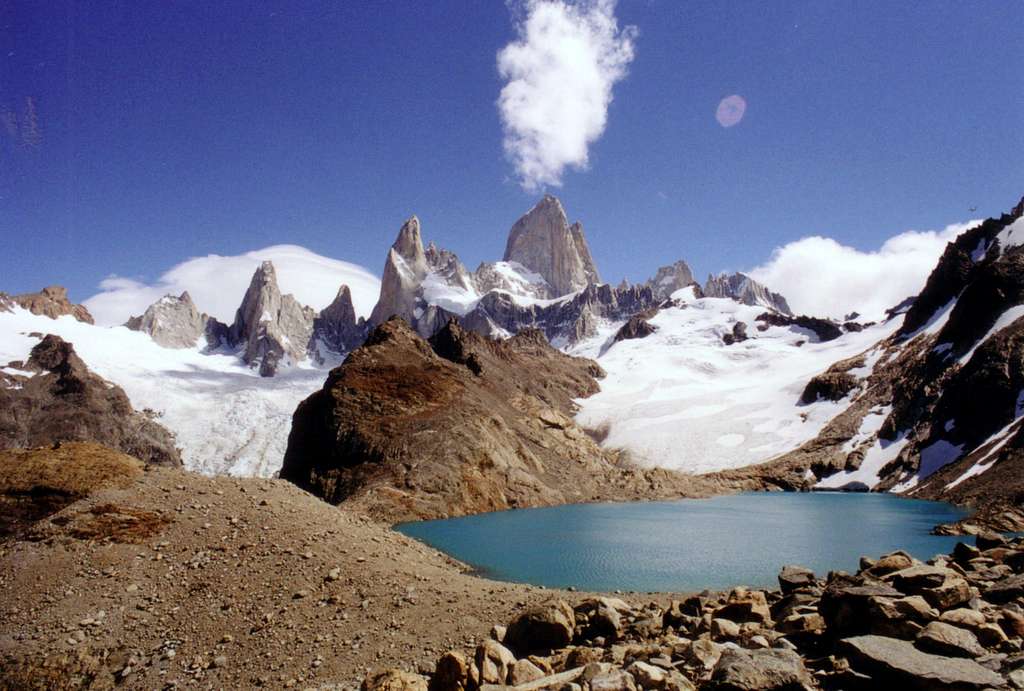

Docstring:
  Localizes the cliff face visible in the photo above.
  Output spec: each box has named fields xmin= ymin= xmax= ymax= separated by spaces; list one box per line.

xmin=280 ymin=318 xmax=704 ymax=522
xmin=502 ymin=195 xmax=599 ymax=297
xmin=0 ymin=335 xmax=181 ymax=466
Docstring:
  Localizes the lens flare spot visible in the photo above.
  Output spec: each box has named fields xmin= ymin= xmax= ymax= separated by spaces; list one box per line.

xmin=715 ymin=94 xmax=747 ymax=128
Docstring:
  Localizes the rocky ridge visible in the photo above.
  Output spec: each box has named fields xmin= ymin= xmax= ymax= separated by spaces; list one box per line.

xmin=0 ymin=334 xmax=181 ymax=466
xmin=281 ymin=318 xmax=714 ymax=522
xmin=2 ymin=286 xmax=94 ymax=324
xmin=125 ymin=291 xmax=223 ymax=349
xmin=704 ymin=273 xmax=792 ymax=316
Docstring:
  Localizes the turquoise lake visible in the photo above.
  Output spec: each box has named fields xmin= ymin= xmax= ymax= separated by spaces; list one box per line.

xmin=396 ymin=492 xmax=970 ymax=592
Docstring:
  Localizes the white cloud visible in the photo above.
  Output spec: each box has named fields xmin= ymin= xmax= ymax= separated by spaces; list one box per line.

xmin=84 ymin=244 xmax=381 ymax=327
xmin=497 ymin=0 xmax=636 ymax=191
xmin=748 ymin=221 xmax=979 ymax=320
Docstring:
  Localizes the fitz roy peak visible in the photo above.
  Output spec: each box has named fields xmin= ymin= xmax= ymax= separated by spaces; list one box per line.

xmin=502 ymin=194 xmax=601 ymax=296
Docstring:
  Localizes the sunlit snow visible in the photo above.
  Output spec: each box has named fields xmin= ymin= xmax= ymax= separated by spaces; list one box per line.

xmin=571 ymin=294 xmax=903 ymax=473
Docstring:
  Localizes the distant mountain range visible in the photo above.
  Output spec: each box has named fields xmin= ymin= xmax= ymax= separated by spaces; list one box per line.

xmin=2 ymin=193 xmax=1023 ymax=530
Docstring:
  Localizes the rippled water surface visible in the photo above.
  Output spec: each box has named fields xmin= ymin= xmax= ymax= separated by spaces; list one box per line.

xmin=396 ymin=493 xmax=969 ymax=592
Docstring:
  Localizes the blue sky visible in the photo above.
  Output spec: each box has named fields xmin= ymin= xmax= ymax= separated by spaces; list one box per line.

xmin=2 ymin=0 xmax=1022 ymax=305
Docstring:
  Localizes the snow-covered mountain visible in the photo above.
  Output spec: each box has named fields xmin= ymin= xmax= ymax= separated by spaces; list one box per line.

xmin=569 ymin=289 xmax=888 ymax=473
xmin=2 ymin=193 xmax=877 ymax=484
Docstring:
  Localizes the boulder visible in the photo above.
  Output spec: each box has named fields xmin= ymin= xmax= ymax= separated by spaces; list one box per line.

xmin=362 ymin=670 xmax=429 ymax=691
xmin=470 ymin=640 xmax=516 ymax=687
xmin=626 ymin=660 xmax=666 ymax=689
xmin=778 ymin=565 xmax=816 ymax=594
xmin=504 ymin=600 xmax=576 ymax=656
xmin=509 ymin=659 xmax=545 ymax=686
xmin=839 ymin=635 xmax=1005 ymax=690
xmin=590 ymin=668 xmax=638 ymax=691
xmin=577 ymin=598 xmax=626 ymax=641
xmin=431 ymin=651 xmax=468 ymax=691
xmin=820 ymin=582 xmax=902 ymax=637
xmin=714 ymin=588 xmax=772 ymax=626
xmin=985 ymin=574 xmax=1024 ymax=604
xmin=708 ymin=647 xmax=814 ymax=691
xmin=916 ymin=621 xmax=987 ymax=658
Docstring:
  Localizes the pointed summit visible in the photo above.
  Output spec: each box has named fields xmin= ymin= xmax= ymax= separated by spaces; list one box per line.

xmin=229 ymin=261 xmax=315 ymax=376
xmin=502 ymin=195 xmax=600 ymax=296
xmin=125 ymin=291 xmax=207 ymax=348
xmin=369 ymin=216 xmax=429 ymax=325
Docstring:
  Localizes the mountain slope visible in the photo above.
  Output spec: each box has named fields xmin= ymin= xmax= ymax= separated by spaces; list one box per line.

xmin=281 ymin=318 xmax=709 ymax=521
xmin=570 ymin=291 xmax=889 ymax=473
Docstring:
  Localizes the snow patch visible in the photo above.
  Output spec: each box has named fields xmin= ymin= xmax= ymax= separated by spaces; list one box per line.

xmin=815 ymin=432 xmax=910 ymax=490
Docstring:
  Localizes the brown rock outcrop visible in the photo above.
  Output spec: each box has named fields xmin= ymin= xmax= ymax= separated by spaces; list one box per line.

xmin=10 ymin=285 xmax=94 ymax=324
xmin=0 ymin=335 xmax=181 ymax=467
xmin=281 ymin=318 xmax=704 ymax=522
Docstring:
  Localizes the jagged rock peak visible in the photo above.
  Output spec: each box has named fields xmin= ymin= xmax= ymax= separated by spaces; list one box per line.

xmin=502 ymin=194 xmax=601 ymax=297
xmin=704 ymin=272 xmax=792 ymax=315
xmin=646 ymin=260 xmax=696 ymax=300
xmin=125 ymin=291 xmax=208 ymax=349
xmin=313 ymin=284 xmax=365 ymax=355
xmin=10 ymin=285 xmax=94 ymax=324
xmin=393 ymin=216 xmax=428 ymax=274
xmin=229 ymin=260 xmax=315 ymax=376
xmin=369 ymin=216 xmax=429 ymax=326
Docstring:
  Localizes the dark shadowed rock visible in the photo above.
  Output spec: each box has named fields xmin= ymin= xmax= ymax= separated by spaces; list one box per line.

xmin=755 ymin=312 xmax=842 ymax=342
xmin=504 ymin=600 xmax=575 ymax=656
xmin=313 ymin=284 xmax=367 ymax=355
xmin=614 ymin=314 xmax=657 ymax=342
xmin=915 ymin=621 xmax=986 ymax=658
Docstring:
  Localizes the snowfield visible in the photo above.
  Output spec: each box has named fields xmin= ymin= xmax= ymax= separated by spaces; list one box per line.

xmin=0 ymin=307 xmax=331 ymax=477
xmin=570 ymin=293 xmax=903 ymax=474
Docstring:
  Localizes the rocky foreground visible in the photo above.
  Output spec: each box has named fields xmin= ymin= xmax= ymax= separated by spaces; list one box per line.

xmin=370 ymin=534 xmax=1024 ymax=691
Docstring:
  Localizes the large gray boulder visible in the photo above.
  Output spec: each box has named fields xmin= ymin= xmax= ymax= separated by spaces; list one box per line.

xmin=839 ymin=635 xmax=1006 ymax=690
xmin=708 ymin=647 xmax=814 ymax=690
xmin=502 ymin=195 xmax=600 ymax=297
